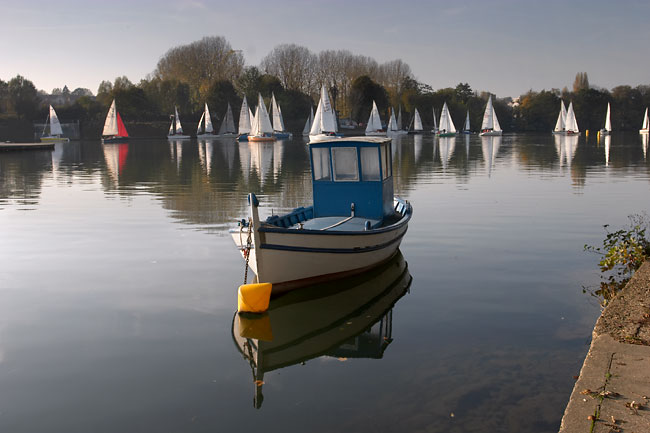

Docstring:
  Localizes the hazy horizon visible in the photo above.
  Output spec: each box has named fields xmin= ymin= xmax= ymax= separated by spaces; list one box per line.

xmin=1 ymin=0 xmax=649 ymax=98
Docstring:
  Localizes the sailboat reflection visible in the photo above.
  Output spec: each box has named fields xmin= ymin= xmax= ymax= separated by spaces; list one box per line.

xmin=438 ymin=136 xmax=457 ymax=170
xmin=102 ymin=142 xmax=129 ymax=183
xmin=232 ymin=251 xmax=412 ymax=409
xmin=641 ymin=134 xmax=648 ymax=161
xmin=481 ymin=135 xmax=501 ymax=176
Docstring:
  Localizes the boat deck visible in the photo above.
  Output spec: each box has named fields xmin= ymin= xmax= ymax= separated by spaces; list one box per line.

xmin=298 ymin=216 xmax=382 ymax=231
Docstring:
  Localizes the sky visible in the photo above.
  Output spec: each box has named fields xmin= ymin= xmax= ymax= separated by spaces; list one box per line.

xmin=1 ymin=0 xmax=649 ymax=98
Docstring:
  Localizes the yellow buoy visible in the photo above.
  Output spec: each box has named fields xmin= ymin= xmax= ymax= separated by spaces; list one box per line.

xmin=238 ymin=282 xmax=272 ymax=313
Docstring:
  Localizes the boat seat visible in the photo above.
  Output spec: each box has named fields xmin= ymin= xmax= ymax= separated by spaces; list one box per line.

xmin=265 ymin=206 xmax=314 ymax=228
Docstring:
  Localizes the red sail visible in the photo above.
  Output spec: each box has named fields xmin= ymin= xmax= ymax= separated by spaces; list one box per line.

xmin=116 ymin=112 xmax=129 ymax=137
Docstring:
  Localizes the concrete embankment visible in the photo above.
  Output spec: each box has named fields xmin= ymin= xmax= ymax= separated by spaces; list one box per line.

xmin=559 ymin=261 xmax=650 ymax=432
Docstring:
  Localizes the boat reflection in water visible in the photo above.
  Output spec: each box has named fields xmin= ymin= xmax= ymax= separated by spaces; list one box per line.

xmin=102 ymin=142 xmax=129 ymax=184
xmin=231 ymin=251 xmax=412 ymax=409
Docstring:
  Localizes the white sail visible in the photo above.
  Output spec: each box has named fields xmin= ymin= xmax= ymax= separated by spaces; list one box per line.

xmin=464 ymin=110 xmax=470 ymax=131
xmin=365 ymin=100 xmax=383 ymax=133
xmin=303 ymin=106 xmax=314 ymax=135
xmin=168 ymin=118 xmax=174 ymax=135
xmin=432 ymin=108 xmax=438 ymax=132
xmin=49 ymin=105 xmax=63 ymax=135
xmin=438 ymin=102 xmax=456 ymax=133
xmin=219 ymin=102 xmax=236 ymax=134
xmin=397 ymin=106 xmax=403 ymax=130
xmin=481 ymin=96 xmax=501 ymax=131
xmin=554 ymin=101 xmax=566 ymax=132
xmin=642 ymin=108 xmax=648 ymax=131
xmin=197 ymin=112 xmax=205 ymax=134
xmin=565 ymin=102 xmax=579 ymax=133
xmin=388 ymin=108 xmax=398 ymax=131
xmin=252 ymin=93 xmax=273 ymax=136
xmin=310 ymin=85 xmax=338 ymax=135
xmin=413 ymin=108 xmax=423 ymax=131
xmin=174 ymin=107 xmax=183 ymax=134
xmin=103 ymin=100 xmax=118 ymax=136
xmin=604 ymin=102 xmax=611 ymax=132
xmin=204 ymin=103 xmax=214 ymax=133
xmin=238 ymin=97 xmax=252 ymax=134
xmin=271 ymin=93 xmax=285 ymax=132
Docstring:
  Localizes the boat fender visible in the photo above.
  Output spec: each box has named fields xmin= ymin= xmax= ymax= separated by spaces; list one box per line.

xmin=238 ymin=282 xmax=272 ymax=313
xmin=248 ymin=193 xmax=259 ymax=207
xmin=237 ymin=313 xmax=273 ymax=341
xmin=365 ymin=221 xmax=372 ymax=231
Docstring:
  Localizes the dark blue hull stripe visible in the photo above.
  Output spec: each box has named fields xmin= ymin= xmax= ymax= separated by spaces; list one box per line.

xmin=260 ymin=230 xmax=407 ymax=254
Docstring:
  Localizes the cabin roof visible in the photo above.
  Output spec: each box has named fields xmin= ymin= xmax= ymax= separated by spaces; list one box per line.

xmin=310 ymin=136 xmax=392 ymax=146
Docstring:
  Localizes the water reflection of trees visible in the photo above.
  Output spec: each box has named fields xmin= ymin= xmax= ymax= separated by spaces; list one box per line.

xmin=2 ymin=134 xmax=648 ymax=225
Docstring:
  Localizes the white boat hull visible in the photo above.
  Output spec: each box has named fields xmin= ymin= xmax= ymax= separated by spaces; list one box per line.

xmin=365 ymin=131 xmax=387 ymax=136
xmin=479 ymin=130 xmax=502 ymax=137
xmin=231 ymin=197 xmax=412 ymax=293
xmin=599 ymin=129 xmax=610 ymax=135
xmin=640 ymin=130 xmax=649 ymax=135
xmin=168 ymin=134 xmax=191 ymax=140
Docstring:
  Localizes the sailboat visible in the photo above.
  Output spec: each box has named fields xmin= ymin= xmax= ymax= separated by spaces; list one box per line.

xmin=217 ymin=102 xmax=237 ymax=137
xmin=101 ymin=99 xmax=129 ymax=143
xmin=437 ymin=102 xmax=456 ymax=137
xmin=197 ymin=103 xmax=217 ymax=138
xmin=410 ymin=108 xmax=423 ymax=134
xmin=600 ymin=102 xmax=611 ymax=135
xmin=168 ymin=106 xmax=191 ymax=139
xmin=302 ymin=106 xmax=314 ymax=137
xmin=552 ymin=101 xmax=567 ymax=134
xmin=431 ymin=108 xmax=438 ymax=134
xmin=238 ymin=96 xmax=252 ymax=141
xmin=479 ymin=96 xmax=502 ymax=136
xmin=249 ymin=93 xmax=275 ymax=142
xmin=564 ymin=102 xmax=580 ymax=135
xmin=40 ymin=105 xmax=69 ymax=143
xmin=270 ymin=93 xmax=292 ymax=139
xmin=639 ymin=108 xmax=649 ymax=134
xmin=395 ymin=106 xmax=408 ymax=135
xmin=461 ymin=110 xmax=471 ymax=134
xmin=387 ymin=107 xmax=399 ymax=136
xmin=309 ymin=85 xmax=340 ymax=143
xmin=365 ymin=100 xmax=386 ymax=136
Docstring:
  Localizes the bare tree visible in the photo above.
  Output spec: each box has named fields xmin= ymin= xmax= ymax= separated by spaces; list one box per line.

xmin=573 ymin=72 xmax=589 ymax=93
xmin=260 ymin=44 xmax=317 ymax=94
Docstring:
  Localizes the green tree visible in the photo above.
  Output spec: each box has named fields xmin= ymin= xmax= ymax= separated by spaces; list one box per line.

xmin=7 ymin=75 xmax=39 ymax=119
xmin=455 ymin=83 xmax=473 ymax=103
xmin=349 ymin=75 xmax=389 ymax=124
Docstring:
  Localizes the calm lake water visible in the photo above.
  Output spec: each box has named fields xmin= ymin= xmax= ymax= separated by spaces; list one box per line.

xmin=1 ymin=133 xmax=649 ymax=432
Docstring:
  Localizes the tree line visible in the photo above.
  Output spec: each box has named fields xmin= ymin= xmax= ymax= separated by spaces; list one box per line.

xmin=1 ymin=34 xmax=650 ymax=140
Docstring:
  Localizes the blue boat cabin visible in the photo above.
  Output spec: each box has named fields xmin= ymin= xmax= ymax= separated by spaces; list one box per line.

xmin=309 ymin=137 xmax=394 ymax=221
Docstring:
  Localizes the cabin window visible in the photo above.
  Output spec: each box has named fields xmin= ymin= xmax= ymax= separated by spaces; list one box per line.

xmin=332 ymin=147 xmax=359 ymax=181
xmin=312 ymin=147 xmax=331 ymax=181
xmin=360 ymin=147 xmax=381 ymax=181
xmin=381 ymin=143 xmax=391 ymax=179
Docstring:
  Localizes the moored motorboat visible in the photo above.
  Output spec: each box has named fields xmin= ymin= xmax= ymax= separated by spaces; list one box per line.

xmin=230 ymin=136 xmax=412 ymax=293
